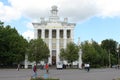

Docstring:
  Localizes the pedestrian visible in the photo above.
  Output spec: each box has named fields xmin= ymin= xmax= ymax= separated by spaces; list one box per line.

xmin=32 ymin=64 xmax=37 ymax=78
xmin=45 ymin=63 xmax=49 ymax=74
xmin=81 ymin=63 xmax=84 ymax=69
xmin=84 ymin=63 xmax=90 ymax=72
xmin=17 ymin=64 xmax=20 ymax=71
xmin=86 ymin=63 xmax=90 ymax=72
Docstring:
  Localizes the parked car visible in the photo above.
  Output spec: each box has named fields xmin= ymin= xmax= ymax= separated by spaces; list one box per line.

xmin=56 ymin=62 xmax=63 ymax=69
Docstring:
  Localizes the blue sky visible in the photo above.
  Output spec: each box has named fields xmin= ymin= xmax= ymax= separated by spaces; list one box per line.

xmin=75 ymin=17 xmax=120 ymax=43
xmin=1 ymin=0 xmax=120 ymax=44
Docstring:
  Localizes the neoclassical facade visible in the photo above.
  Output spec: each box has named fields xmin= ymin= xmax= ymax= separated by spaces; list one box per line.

xmin=25 ymin=6 xmax=76 ymax=68
xmin=33 ymin=6 xmax=76 ymax=65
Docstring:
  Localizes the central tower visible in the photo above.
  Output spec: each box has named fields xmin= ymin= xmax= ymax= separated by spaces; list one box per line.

xmin=32 ymin=5 xmax=76 ymax=65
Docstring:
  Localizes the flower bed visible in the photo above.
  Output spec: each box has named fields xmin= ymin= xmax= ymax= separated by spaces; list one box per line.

xmin=30 ymin=77 xmax=59 ymax=80
xmin=113 ymin=78 xmax=120 ymax=80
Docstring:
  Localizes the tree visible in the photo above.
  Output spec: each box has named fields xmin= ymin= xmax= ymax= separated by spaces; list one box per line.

xmin=81 ymin=40 xmax=108 ymax=67
xmin=81 ymin=41 xmax=99 ymax=67
xmin=92 ymin=40 xmax=108 ymax=67
xmin=28 ymin=38 xmax=50 ymax=65
xmin=0 ymin=22 xmax=28 ymax=67
xmin=60 ymin=42 xmax=79 ymax=67
xmin=10 ymin=34 xmax=28 ymax=64
xmin=117 ymin=44 xmax=120 ymax=65
xmin=101 ymin=39 xmax=118 ymax=55
xmin=101 ymin=39 xmax=118 ymax=66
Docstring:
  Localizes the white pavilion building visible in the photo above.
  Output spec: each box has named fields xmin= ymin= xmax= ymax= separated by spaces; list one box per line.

xmin=24 ymin=5 xmax=83 ymax=68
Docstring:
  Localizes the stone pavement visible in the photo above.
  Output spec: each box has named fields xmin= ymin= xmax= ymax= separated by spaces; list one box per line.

xmin=0 ymin=68 xmax=120 ymax=80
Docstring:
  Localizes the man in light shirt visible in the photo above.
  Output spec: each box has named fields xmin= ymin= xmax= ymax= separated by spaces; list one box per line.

xmin=85 ymin=63 xmax=90 ymax=72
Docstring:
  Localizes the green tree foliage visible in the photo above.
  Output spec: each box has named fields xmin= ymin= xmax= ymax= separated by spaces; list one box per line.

xmin=92 ymin=41 xmax=108 ymax=67
xmin=101 ymin=39 xmax=118 ymax=65
xmin=60 ymin=42 xmax=79 ymax=65
xmin=81 ymin=40 xmax=108 ymax=67
xmin=0 ymin=21 xmax=28 ymax=67
xmin=101 ymin=39 xmax=118 ymax=54
xmin=117 ymin=44 xmax=120 ymax=65
xmin=28 ymin=38 xmax=50 ymax=64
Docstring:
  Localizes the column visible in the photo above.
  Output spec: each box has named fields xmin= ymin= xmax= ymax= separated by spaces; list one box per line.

xmin=56 ymin=29 xmax=60 ymax=63
xmin=41 ymin=29 xmax=45 ymax=39
xmin=64 ymin=29 xmax=67 ymax=49
xmin=63 ymin=28 xmax=67 ymax=65
xmin=34 ymin=28 xmax=38 ymax=39
xmin=48 ymin=29 xmax=52 ymax=65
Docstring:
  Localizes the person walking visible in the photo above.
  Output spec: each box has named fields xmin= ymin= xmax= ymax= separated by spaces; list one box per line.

xmin=45 ymin=63 xmax=49 ymax=74
xmin=32 ymin=64 xmax=37 ymax=78
xmin=17 ymin=64 xmax=20 ymax=71
xmin=86 ymin=63 xmax=90 ymax=72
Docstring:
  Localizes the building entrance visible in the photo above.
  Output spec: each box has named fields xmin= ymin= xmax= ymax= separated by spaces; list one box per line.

xmin=52 ymin=56 xmax=56 ymax=65
xmin=52 ymin=50 xmax=56 ymax=65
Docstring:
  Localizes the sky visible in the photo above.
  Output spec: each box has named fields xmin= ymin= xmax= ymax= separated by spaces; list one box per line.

xmin=0 ymin=0 xmax=120 ymax=44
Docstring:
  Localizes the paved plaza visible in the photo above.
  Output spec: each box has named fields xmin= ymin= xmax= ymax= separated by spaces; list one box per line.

xmin=0 ymin=68 xmax=120 ymax=80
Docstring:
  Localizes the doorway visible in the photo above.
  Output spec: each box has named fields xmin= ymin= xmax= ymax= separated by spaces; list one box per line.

xmin=52 ymin=50 xmax=56 ymax=65
xmin=52 ymin=56 xmax=56 ymax=65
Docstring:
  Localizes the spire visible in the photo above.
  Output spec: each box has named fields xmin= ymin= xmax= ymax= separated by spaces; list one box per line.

xmin=51 ymin=5 xmax=58 ymax=16
xmin=49 ymin=5 xmax=59 ymax=22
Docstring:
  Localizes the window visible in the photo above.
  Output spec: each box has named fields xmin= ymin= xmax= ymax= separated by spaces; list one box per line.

xmin=38 ymin=29 xmax=41 ymax=38
xmin=67 ymin=30 xmax=71 ymax=38
xmin=60 ymin=30 xmax=63 ymax=38
xmin=45 ymin=30 xmax=49 ymax=38
xmin=52 ymin=30 xmax=56 ymax=38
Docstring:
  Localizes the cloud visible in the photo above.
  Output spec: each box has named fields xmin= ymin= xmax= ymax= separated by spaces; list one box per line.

xmin=94 ymin=0 xmax=120 ymax=18
xmin=22 ymin=21 xmax=35 ymax=39
xmin=22 ymin=30 xmax=34 ymax=40
xmin=0 ymin=2 xmax=21 ymax=22
xmin=8 ymin=0 xmax=120 ymax=22
xmin=26 ymin=22 xmax=34 ymax=30
xmin=2 ymin=0 xmax=120 ymax=39
xmin=1 ymin=0 xmax=120 ymax=22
